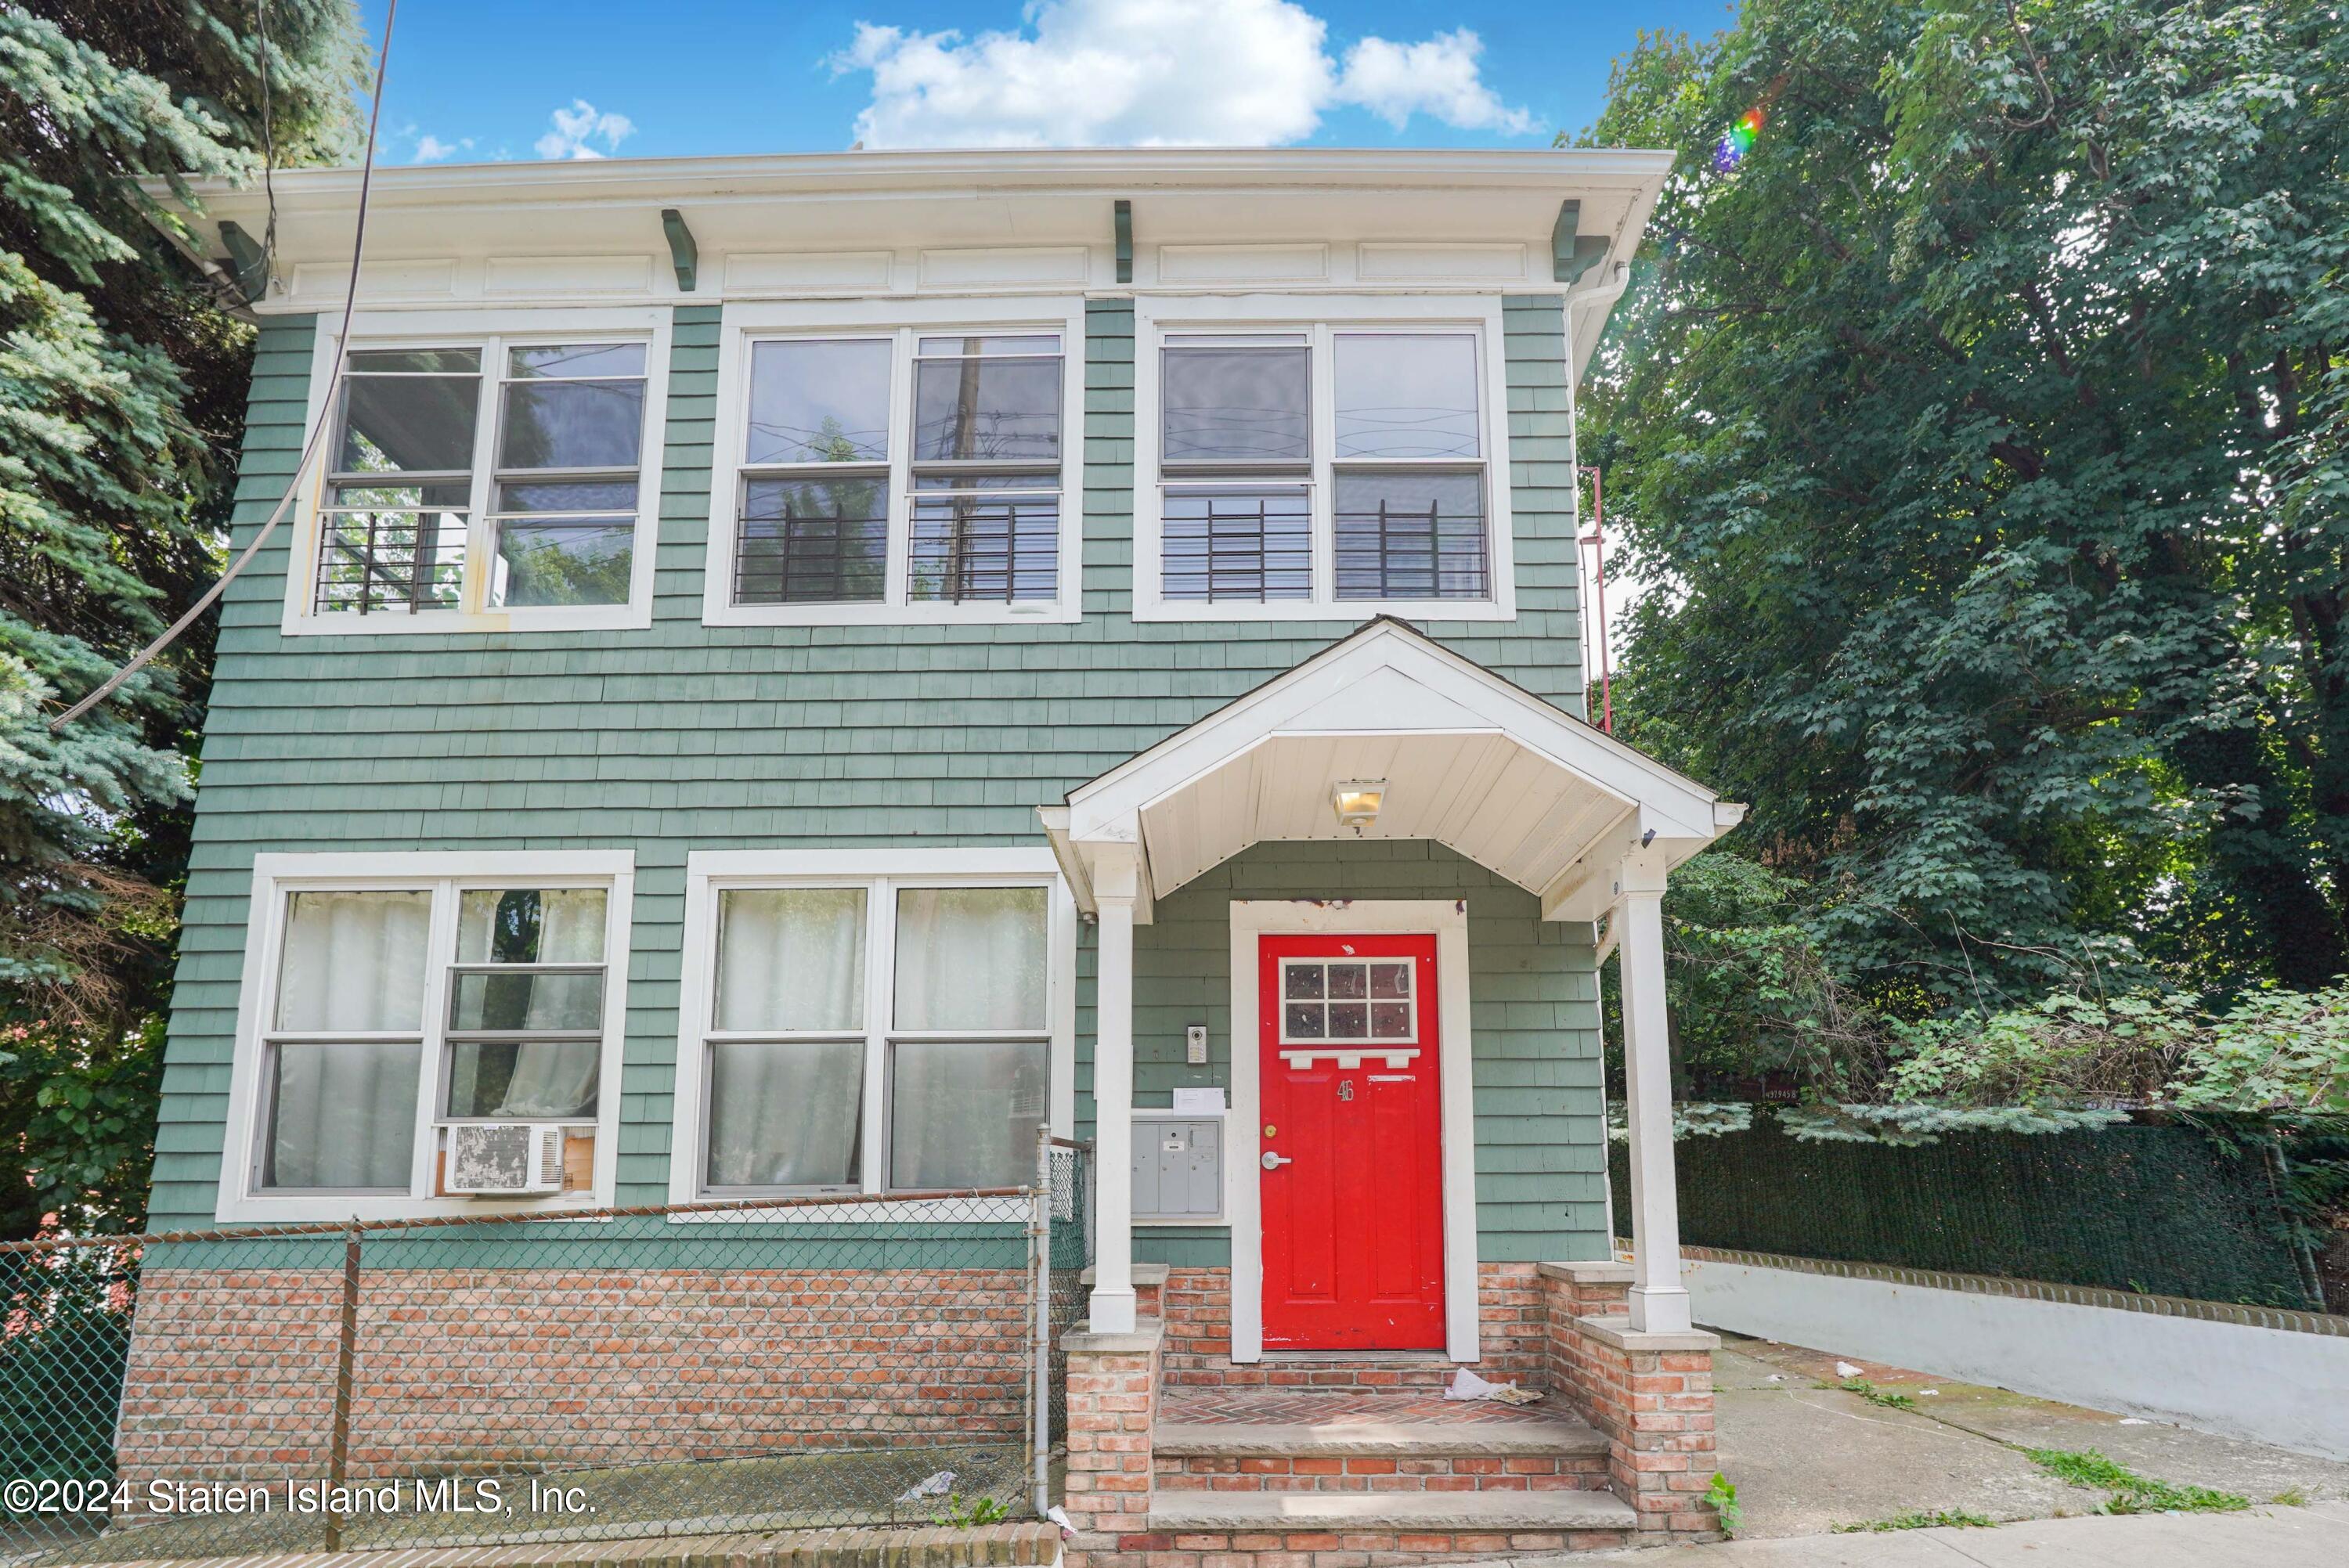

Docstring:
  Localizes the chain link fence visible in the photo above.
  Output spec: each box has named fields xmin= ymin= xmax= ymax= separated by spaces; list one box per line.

xmin=0 ymin=1137 xmax=1092 ymax=1566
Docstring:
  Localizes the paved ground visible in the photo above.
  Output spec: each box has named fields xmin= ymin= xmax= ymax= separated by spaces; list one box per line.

xmin=1710 ymin=1332 xmax=2347 ymax=1537
xmin=1573 ymin=1498 xmax=2349 ymax=1564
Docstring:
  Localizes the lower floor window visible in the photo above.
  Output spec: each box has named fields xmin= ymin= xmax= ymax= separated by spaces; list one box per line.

xmin=243 ymin=863 xmax=625 ymax=1210
xmin=695 ymin=878 xmax=1054 ymax=1196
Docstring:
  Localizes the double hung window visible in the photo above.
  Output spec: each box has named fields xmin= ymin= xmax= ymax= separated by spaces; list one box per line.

xmin=723 ymin=325 xmax=1070 ymax=616
xmin=233 ymin=856 xmax=629 ymax=1218
xmin=304 ymin=315 xmax=663 ymax=631
xmin=687 ymin=874 xmax=1056 ymax=1198
xmin=1142 ymin=306 xmax=1509 ymax=618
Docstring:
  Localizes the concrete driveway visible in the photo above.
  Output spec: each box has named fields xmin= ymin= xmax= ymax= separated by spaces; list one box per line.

xmin=1705 ymin=1332 xmax=2347 ymax=1537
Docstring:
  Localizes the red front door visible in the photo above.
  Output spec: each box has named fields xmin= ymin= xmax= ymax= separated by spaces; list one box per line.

xmin=1258 ymin=933 xmax=1445 ymax=1351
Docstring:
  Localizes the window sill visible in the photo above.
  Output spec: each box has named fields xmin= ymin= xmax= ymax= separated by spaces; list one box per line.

xmin=1131 ymin=597 xmax=1514 ymax=624
xmin=280 ymin=603 xmax=654 ymax=637
xmin=702 ymin=599 xmax=1081 ymax=629
xmin=213 ymin=1191 xmax=615 ymax=1226
xmin=664 ymin=1193 xmax=1033 ymax=1225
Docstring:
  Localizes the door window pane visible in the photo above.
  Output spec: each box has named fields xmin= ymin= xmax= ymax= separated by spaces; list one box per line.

xmin=446 ymin=1040 xmax=601 ymax=1119
xmin=265 ymin=1041 xmax=420 ymax=1189
xmin=276 ymin=890 xmax=431 ymax=1033
xmin=912 ymin=337 xmax=1062 ymax=463
xmin=889 ymin=1039 xmax=1045 ymax=1188
xmin=715 ymin=888 xmax=868 ymax=1032
xmin=747 ymin=339 xmax=893 ymax=465
xmin=1334 ymin=334 xmax=1481 ymax=460
xmin=893 ymin=887 xmax=1048 ymax=1031
xmin=707 ymin=1040 xmax=864 ymax=1188
xmin=1163 ymin=341 xmax=1309 ymax=464
xmin=1333 ymin=470 xmax=1490 ymax=600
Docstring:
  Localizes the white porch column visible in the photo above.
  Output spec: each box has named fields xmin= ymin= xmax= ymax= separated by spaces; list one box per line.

xmin=1615 ymin=851 xmax=1692 ymax=1334
xmin=1088 ymin=846 xmax=1141 ymax=1334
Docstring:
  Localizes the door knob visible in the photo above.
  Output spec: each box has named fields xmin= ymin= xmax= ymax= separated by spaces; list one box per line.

xmin=1261 ymin=1151 xmax=1292 ymax=1170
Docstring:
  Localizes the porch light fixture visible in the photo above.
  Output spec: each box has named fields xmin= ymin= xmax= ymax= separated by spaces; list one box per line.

xmin=1330 ymin=779 xmax=1387 ymax=834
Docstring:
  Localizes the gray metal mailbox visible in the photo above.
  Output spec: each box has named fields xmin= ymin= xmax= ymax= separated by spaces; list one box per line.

xmin=1133 ymin=1116 xmax=1222 ymax=1219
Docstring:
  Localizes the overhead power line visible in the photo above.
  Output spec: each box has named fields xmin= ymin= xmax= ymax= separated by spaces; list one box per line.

xmin=50 ymin=0 xmax=403 ymax=734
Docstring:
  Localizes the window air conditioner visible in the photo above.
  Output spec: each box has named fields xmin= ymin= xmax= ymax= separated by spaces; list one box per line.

xmin=444 ymin=1123 xmax=567 ymax=1196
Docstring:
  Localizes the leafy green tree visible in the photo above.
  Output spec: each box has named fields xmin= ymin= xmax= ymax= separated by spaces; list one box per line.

xmin=0 ymin=2 xmax=363 ymax=1232
xmin=1579 ymin=1 xmax=2349 ymax=1004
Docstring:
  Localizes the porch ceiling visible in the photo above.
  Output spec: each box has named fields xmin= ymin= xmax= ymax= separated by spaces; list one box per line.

xmin=1137 ymin=727 xmax=1633 ymax=901
xmin=1041 ymin=618 xmax=1744 ymax=921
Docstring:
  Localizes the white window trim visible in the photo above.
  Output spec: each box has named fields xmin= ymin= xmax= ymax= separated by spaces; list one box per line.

xmin=218 ymin=850 xmax=636 ymax=1223
xmin=668 ymin=848 xmax=1077 ymax=1223
xmin=702 ymin=297 xmax=1087 ymax=628
xmin=1133 ymin=294 xmax=1517 ymax=623
xmin=1226 ymin=899 xmax=1480 ymax=1364
xmin=282 ymin=307 xmax=673 ymax=637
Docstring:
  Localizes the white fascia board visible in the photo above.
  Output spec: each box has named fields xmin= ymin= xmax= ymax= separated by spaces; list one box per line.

xmin=161 ymin=148 xmax=1682 ymax=217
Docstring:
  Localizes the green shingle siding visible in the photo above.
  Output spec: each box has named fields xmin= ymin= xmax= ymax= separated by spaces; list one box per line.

xmin=151 ymin=292 xmax=1603 ymax=1268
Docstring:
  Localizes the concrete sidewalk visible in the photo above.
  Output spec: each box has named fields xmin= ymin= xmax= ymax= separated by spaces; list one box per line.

xmin=1574 ymin=1499 xmax=2349 ymax=1564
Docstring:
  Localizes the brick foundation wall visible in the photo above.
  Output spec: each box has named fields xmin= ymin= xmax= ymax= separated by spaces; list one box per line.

xmin=1538 ymin=1263 xmax=1722 ymax=1540
xmin=1159 ymin=1265 xmax=1550 ymax=1388
xmin=120 ymin=1267 xmax=1034 ymax=1486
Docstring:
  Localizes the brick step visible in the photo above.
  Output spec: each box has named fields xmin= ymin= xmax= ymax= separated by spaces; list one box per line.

xmin=1153 ymin=1411 xmax=1611 ymax=1492
xmin=1146 ymin=1488 xmax=1639 ymax=1550
xmin=1163 ymin=1351 xmax=1463 ymax=1390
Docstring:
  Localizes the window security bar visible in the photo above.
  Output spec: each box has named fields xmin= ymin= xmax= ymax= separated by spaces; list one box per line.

xmin=1333 ymin=499 xmax=1491 ymax=601
xmin=907 ymin=497 xmax=1059 ymax=604
xmin=315 ymin=513 xmax=464 ymax=615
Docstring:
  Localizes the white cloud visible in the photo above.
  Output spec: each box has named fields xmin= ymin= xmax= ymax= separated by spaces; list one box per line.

xmin=1333 ymin=29 xmax=1533 ymax=135
xmin=829 ymin=0 xmax=1535 ymax=149
xmin=413 ymin=133 xmax=474 ymax=163
xmin=534 ymin=100 xmax=638 ymax=160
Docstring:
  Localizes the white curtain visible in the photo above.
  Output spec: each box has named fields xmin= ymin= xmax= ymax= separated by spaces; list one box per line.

xmin=706 ymin=1040 xmax=863 ymax=1188
xmin=269 ymin=1041 xmax=420 ymax=1188
xmin=890 ymin=1040 xmax=1045 ymax=1188
xmin=889 ymin=887 xmax=1048 ymax=1187
xmin=276 ymin=889 xmax=431 ymax=1032
xmin=269 ymin=891 xmax=429 ymax=1188
xmin=893 ymin=887 xmax=1046 ymax=1030
xmin=451 ymin=889 xmax=608 ymax=1119
xmin=714 ymin=887 xmax=865 ymax=1031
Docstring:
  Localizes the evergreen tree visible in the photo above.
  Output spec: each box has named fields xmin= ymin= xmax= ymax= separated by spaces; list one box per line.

xmin=1581 ymin=1 xmax=2348 ymax=1007
xmin=0 ymin=2 xmax=364 ymax=1231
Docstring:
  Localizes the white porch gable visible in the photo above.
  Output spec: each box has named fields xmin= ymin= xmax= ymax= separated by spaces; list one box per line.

xmin=1043 ymin=617 xmax=1741 ymax=917
xmin=1039 ymin=618 xmax=1746 ymax=1346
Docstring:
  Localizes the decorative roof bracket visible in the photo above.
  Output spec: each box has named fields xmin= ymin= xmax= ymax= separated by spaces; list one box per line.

xmin=662 ymin=208 xmax=698 ymax=292
xmin=1551 ymin=199 xmax=1611 ymax=285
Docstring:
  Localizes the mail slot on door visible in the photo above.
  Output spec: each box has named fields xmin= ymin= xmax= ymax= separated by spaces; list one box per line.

xmin=1131 ymin=1116 xmax=1223 ymax=1219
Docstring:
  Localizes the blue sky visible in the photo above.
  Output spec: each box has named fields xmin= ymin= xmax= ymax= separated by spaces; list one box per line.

xmin=357 ymin=0 xmax=1738 ymax=164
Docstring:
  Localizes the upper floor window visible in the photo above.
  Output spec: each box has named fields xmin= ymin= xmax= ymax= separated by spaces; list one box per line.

xmin=1136 ymin=299 xmax=1514 ymax=622
xmin=290 ymin=308 xmax=668 ymax=637
xmin=705 ymin=302 xmax=1085 ymax=627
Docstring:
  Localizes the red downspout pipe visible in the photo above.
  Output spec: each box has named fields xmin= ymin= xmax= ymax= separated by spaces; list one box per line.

xmin=1580 ymin=464 xmax=1613 ymax=733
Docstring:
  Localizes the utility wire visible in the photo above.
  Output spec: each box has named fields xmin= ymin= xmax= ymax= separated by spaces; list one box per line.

xmin=50 ymin=0 xmax=402 ymax=734
xmin=256 ymin=0 xmax=278 ymax=270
